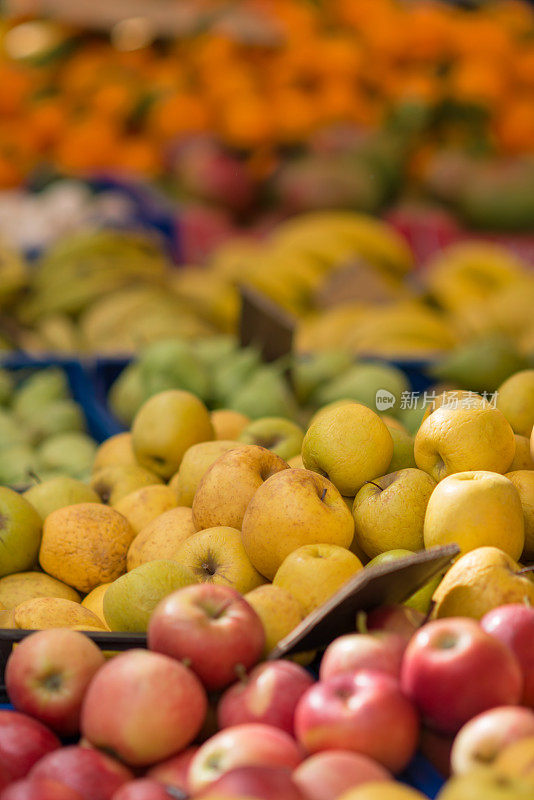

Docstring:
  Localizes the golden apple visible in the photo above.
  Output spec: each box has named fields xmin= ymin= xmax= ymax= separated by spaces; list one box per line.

xmin=497 ymin=370 xmax=534 ymax=437
xmin=127 ymin=506 xmax=196 ymax=570
xmin=113 ymin=485 xmax=177 ymax=535
xmin=505 ymin=470 xmax=534 ymax=560
xmin=509 ymin=435 xmax=534 ymax=471
xmin=92 ymin=432 xmax=139 ymax=472
xmin=168 ymin=440 xmax=240 ymax=507
xmin=90 ymin=465 xmax=162 ymax=505
xmin=245 ymin=584 xmax=314 ymax=665
xmin=210 ymin=409 xmax=250 ymax=440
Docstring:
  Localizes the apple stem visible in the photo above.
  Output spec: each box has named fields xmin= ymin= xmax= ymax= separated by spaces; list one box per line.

xmin=356 ymin=611 xmax=368 ymax=634
xmin=365 ymin=481 xmax=383 ymax=491
xmin=234 ymin=663 xmax=248 ymax=683
xmin=181 ymin=657 xmax=192 ymax=669
xmin=320 ymin=488 xmax=327 ymax=502
xmin=27 ymin=469 xmax=41 ymax=484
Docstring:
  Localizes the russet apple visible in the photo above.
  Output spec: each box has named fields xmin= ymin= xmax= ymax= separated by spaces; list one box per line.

xmin=0 ymin=777 xmax=84 ymax=800
xmin=145 ymin=746 xmax=198 ymax=792
xmin=147 ymin=584 xmax=265 ymax=690
xmin=197 ymin=765 xmax=306 ymax=800
xmin=242 ymin=469 xmax=354 ymax=580
xmin=451 ymin=706 xmax=534 ymax=775
xmin=481 ymin=604 xmax=534 ymax=708
xmin=294 ymin=671 xmax=419 ymax=773
xmin=400 ymin=618 xmax=523 ymax=734
xmin=5 ymin=629 xmax=105 ymax=736
xmin=110 ymin=779 xmax=172 ymax=799
xmin=0 ymin=710 xmax=60 ymax=788
xmin=319 ymin=629 xmax=406 ymax=682
xmin=293 ymin=750 xmax=392 ymax=800
xmin=169 ymin=440 xmax=241 ymax=506
xmin=188 ymin=723 xmax=303 ymax=793
xmin=81 ymin=649 xmax=207 ymax=767
xmin=352 ymin=469 xmax=436 ymax=558
xmin=30 ymin=746 xmax=133 ymax=800
xmin=217 ymin=661 xmax=314 ymax=735
xmin=192 ymin=445 xmax=288 ymax=531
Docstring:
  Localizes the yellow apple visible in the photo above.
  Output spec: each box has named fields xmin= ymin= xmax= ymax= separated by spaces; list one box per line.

xmin=210 ymin=409 xmax=250 ymax=440
xmin=338 ymin=782 xmax=426 ymax=800
xmin=113 ymin=484 xmax=177 ymax=535
xmin=415 ymin=404 xmax=516 ymax=481
xmin=90 ymin=465 xmax=162 ymax=505
xmin=288 ymin=454 xmax=304 ymax=468
xmin=497 ymin=369 xmax=534 ymax=437
xmin=509 ymin=435 xmax=534 ymax=471
xmin=175 ymin=526 xmax=265 ymax=594
xmin=126 ymin=506 xmax=196 ymax=570
xmin=353 ymin=468 xmax=436 ymax=558
xmin=273 ymin=543 xmax=363 ymax=617
xmin=132 ymin=389 xmax=214 ymax=479
xmin=421 ymin=390 xmax=485 ymax=423
xmin=192 ymin=445 xmax=289 ymax=531
xmin=81 ymin=583 xmax=111 ymax=629
xmin=242 ymin=468 xmax=354 ymax=580
xmin=168 ymin=440 xmax=240 ymax=507
xmin=245 ymin=584 xmax=314 ymax=665
xmin=424 ymin=471 xmax=524 ymax=559
xmin=302 ymin=402 xmax=393 ymax=496
xmin=505 ymin=470 xmax=534 ymax=560
xmin=92 ymin=432 xmax=139 ymax=472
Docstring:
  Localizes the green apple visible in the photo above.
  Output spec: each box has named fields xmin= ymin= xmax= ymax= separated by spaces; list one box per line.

xmin=239 ymin=417 xmax=304 ymax=460
xmin=26 ymin=399 xmax=86 ymax=443
xmin=292 ymin=350 xmax=354 ymax=404
xmin=387 ymin=425 xmax=417 ymax=471
xmin=138 ymin=338 xmax=211 ymax=400
xmin=37 ymin=432 xmax=97 ymax=478
xmin=108 ymin=363 xmax=146 ymax=425
xmin=367 ymin=548 xmax=442 ymax=614
xmin=24 ymin=476 xmax=101 ymax=521
xmin=228 ymin=365 xmax=298 ymax=421
xmin=13 ymin=367 xmax=69 ymax=420
xmin=313 ymin=361 xmax=409 ymax=417
xmin=0 ymin=487 xmax=42 ymax=576
xmin=398 ymin=394 xmax=427 ymax=435
xmin=0 ymin=444 xmax=39 ymax=486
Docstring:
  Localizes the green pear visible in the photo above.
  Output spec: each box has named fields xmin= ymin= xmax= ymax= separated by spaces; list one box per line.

xmin=367 ymin=549 xmax=442 ymax=613
xmin=313 ymin=361 xmax=409 ymax=416
xmin=26 ymin=399 xmax=86 ymax=444
xmin=103 ymin=559 xmax=197 ymax=632
xmin=228 ymin=365 xmax=298 ymax=421
xmin=0 ymin=487 xmax=42 ymax=576
xmin=437 ymin=767 xmax=534 ymax=799
xmin=292 ymin=350 xmax=354 ymax=404
xmin=387 ymin=426 xmax=417 ymax=471
xmin=0 ymin=444 xmax=40 ymax=486
xmin=138 ymin=338 xmax=211 ymax=400
xmin=109 ymin=363 xmax=146 ymax=425
xmin=239 ymin=417 xmax=304 ymax=460
xmin=212 ymin=347 xmax=262 ymax=406
xmin=0 ymin=409 xmax=31 ymax=449
xmin=0 ymin=369 xmax=14 ymax=406
xmin=37 ymin=432 xmax=97 ymax=478
xmin=398 ymin=394 xmax=427 ymax=435
xmin=13 ymin=367 xmax=69 ymax=420
xmin=193 ymin=336 xmax=238 ymax=369
xmin=430 ymin=334 xmax=528 ymax=393
xmin=24 ymin=476 xmax=101 ymax=521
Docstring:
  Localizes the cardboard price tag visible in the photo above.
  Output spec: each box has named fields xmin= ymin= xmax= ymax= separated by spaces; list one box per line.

xmin=239 ymin=284 xmax=296 ymax=363
xmin=269 ymin=545 xmax=460 ymax=658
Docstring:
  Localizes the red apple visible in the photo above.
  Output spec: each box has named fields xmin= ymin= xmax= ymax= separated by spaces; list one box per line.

xmin=30 ymin=746 xmax=133 ymax=800
xmin=148 ymin=585 xmax=265 ymax=690
xmin=218 ymin=661 xmax=314 ymax=736
xmin=197 ymin=765 xmax=305 ymax=800
xmin=0 ymin=710 xmax=60 ymax=786
xmin=81 ymin=649 xmax=207 ymax=768
xmin=145 ymin=747 xmax=198 ymax=792
xmin=451 ymin=705 xmax=534 ymax=775
xmin=400 ymin=618 xmax=523 ymax=734
xmin=319 ymin=632 xmax=406 ymax=682
xmin=0 ymin=777 xmax=84 ymax=800
xmin=110 ymin=779 xmax=173 ymax=800
xmin=292 ymin=750 xmax=392 ymax=800
xmin=418 ymin=727 xmax=453 ymax=779
xmin=366 ymin=606 xmax=424 ymax=640
xmin=481 ymin=604 xmax=534 ymax=707
xmin=294 ymin=671 xmax=419 ymax=774
xmin=188 ymin=724 xmax=303 ymax=793
xmin=5 ymin=629 xmax=105 ymax=737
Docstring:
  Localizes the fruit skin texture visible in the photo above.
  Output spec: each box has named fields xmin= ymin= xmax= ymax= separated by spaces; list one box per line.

xmin=5 ymin=629 xmax=105 ymax=736
xmin=148 ymin=584 xmax=265 ymax=691
xmin=273 ymin=543 xmax=363 ymax=617
xmin=132 ymin=389 xmax=214 ymax=479
xmin=23 ymin=477 xmax=101 ymax=521
xmin=241 ymin=469 xmax=354 ymax=581
xmin=188 ymin=723 xmax=303 ymax=793
xmin=217 ymin=661 xmax=314 ymax=736
xmin=496 ymin=369 xmax=534 ymax=437
xmin=81 ymin=649 xmax=207 ymax=768
xmin=0 ymin=777 xmax=84 ymax=800
xmin=39 ymin=503 xmax=136 ymax=593
xmin=244 ymin=584 xmax=307 ymax=660
xmin=294 ymin=670 xmax=419 ymax=774
xmin=112 ymin=485 xmax=177 ymax=536
xmin=109 ymin=779 xmax=171 ymax=799
xmin=505 ymin=470 xmax=534 ymax=560
xmin=481 ymin=604 xmax=534 ymax=708
xmin=0 ymin=572 xmax=80 ymax=609
xmin=0 ymin=488 xmax=43 ymax=578
xmin=293 ymin=750 xmax=392 ymax=800
xmin=450 ymin=706 xmax=534 ymax=776
xmin=302 ymin=403 xmax=393 ymax=496
xmin=30 ymin=746 xmax=133 ymax=800
xmin=126 ymin=506 xmax=195 ymax=570
xmin=170 ymin=440 xmax=240 ymax=506
xmin=196 ymin=765 xmax=306 ymax=800
xmin=12 ymin=597 xmax=106 ymax=631
xmin=319 ymin=631 xmax=406 ymax=682
xmin=423 ymin=471 xmax=524 ymax=560
xmin=400 ymin=617 xmax=523 ymax=734
xmin=414 ymin=404 xmax=516 ymax=481
xmin=0 ymin=710 xmax=60 ymax=786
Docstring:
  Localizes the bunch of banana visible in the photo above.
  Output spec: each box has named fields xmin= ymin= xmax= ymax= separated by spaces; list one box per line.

xmin=0 ymin=241 xmax=29 ymax=310
xmin=169 ymin=267 xmax=240 ymax=333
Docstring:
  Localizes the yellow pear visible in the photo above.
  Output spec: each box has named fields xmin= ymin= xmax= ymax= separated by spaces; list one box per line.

xmin=497 ymin=370 xmax=534 ymax=437
xmin=245 ymin=584 xmax=314 ymax=665
xmin=113 ymin=484 xmax=177 ymax=535
xmin=90 ymin=465 xmax=162 ymax=505
xmin=127 ymin=506 xmax=196 ymax=570
xmin=338 ymin=782 xmax=425 ymax=800
xmin=81 ymin=583 xmax=112 ymax=629
xmin=415 ymin=404 xmax=516 ymax=481
xmin=505 ymin=470 xmax=534 ymax=560
xmin=92 ymin=432 xmax=139 ymax=472
xmin=210 ymin=409 xmax=250 ymax=440
xmin=132 ymin=389 xmax=214 ymax=479
xmin=169 ymin=440 xmax=241 ymax=507
xmin=432 ymin=546 xmax=534 ymax=620
xmin=353 ymin=468 xmax=436 ymax=558
xmin=192 ymin=445 xmax=289 ymax=532
xmin=302 ymin=403 xmax=393 ymax=496
xmin=273 ymin=543 xmax=363 ymax=617
xmin=288 ymin=454 xmax=304 ymax=468
xmin=0 ymin=571 xmax=81 ymax=609
xmin=242 ymin=468 xmax=354 ymax=580
xmin=509 ymin=435 xmax=534 ymax=471
xmin=39 ymin=503 xmax=136 ymax=593
xmin=176 ymin=527 xmax=265 ymax=594
xmin=424 ymin=471 xmax=524 ymax=559
xmin=13 ymin=597 xmax=106 ymax=630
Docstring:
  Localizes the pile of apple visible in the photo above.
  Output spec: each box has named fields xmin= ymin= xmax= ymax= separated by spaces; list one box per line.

xmin=0 ymin=584 xmax=534 ymax=800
